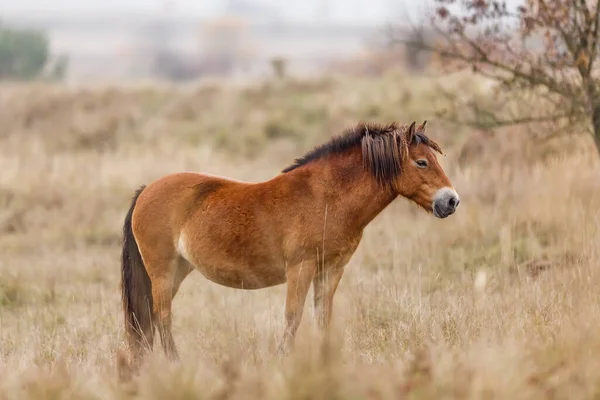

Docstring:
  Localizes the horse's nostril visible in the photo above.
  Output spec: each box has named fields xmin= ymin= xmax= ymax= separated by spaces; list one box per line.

xmin=448 ymin=197 xmax=457 ymax=209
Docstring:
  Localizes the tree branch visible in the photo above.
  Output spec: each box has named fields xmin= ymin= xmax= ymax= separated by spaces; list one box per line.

xmin=393 ymin=35 xmax=575 ymax=99
xmin=389 ymin=0 xmax=599 ymax=152
xmin=588 ymin=0 xmax=600 ymax=73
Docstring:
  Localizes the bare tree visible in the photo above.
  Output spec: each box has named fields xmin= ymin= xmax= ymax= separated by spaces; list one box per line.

xmin=391 ymin=1 xmax=600 ymax=156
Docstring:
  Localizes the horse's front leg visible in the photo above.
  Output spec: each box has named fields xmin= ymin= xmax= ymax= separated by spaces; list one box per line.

xmin=277 ymin=260 xmax=317 ymax=355
xmin=313 ymin=265 xmax=345 ymax=333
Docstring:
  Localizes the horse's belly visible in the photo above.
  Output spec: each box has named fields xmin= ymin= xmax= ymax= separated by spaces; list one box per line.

xmin=193 ymin=261 xmax=287 ymax=289
xmin=178 ymin=227 xmax=287 ymax=289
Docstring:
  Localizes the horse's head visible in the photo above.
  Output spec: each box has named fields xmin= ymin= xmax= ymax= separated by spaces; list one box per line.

xmin=396 ymin=121 xmax=459 ymax=219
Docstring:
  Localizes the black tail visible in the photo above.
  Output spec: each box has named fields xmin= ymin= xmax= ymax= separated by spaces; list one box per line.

xmin=121 ymin=185 xmax=154 ymax=359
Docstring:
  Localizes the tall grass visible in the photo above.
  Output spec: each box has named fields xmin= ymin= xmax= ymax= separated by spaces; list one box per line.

xmin=0 ymin=71 xmax=599 ymax=399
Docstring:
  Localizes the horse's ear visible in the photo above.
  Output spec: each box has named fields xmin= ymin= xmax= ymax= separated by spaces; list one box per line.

xmin=418 ymin=120 xmax=428 ymax=133
xmin=407 ymin=121 xmax=416 ymax=143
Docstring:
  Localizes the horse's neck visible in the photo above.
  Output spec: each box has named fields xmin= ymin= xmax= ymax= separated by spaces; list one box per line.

xmin=340 ymin=172 xmax=397 ymax=230
xmin=307 ymin=151 xmax=398 ymax=231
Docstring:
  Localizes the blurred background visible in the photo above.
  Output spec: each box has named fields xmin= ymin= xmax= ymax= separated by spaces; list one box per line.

xmin=0 ymin=0 xmax=519 ymax=83
xmin=0 ymin=0 xmax=436 ymax=83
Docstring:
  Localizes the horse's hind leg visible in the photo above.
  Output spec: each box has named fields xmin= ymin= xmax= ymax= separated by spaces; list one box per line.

xmin=142 ymin=252 xmax=180 ymax=360
xmin=172 ymin=258 xmax=193 ymax=298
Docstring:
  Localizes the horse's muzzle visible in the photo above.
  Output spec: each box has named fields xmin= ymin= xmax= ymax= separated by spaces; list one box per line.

xmin=432 ymin=187 xmax=460 ymax=219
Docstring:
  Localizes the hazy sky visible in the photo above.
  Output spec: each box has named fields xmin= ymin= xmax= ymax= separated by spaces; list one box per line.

xmin=0 ymin=0 xmax=525 ymax=23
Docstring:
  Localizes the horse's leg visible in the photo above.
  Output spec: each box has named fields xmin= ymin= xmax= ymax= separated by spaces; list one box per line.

xmin=172 ymin=259 xmax=193 ymax=298
xmin=146 ymin=256 xmax=180 ymax=361
xmin=313 ymin=265 xmax=345 ymax=332
xmin=277 ymin=260 xmax=317 ymax=355
xmin=144 ymin=260 xmax=191 ymax=361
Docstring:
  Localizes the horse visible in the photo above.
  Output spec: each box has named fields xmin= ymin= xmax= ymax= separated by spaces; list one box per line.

xmin=120 ymin=120 xmax=460 ymax=364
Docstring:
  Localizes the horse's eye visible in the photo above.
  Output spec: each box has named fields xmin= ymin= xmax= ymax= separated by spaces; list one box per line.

xmin=416 ymin=159 xmax=428 ymax=169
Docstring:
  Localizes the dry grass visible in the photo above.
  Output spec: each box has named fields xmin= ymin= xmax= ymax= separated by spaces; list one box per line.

xmin=1 ymin=71 xmax=600 ymax=399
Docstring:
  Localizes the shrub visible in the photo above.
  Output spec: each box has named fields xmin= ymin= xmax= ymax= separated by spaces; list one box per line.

xmin=0 ymin=22 xmax=67 ymax=81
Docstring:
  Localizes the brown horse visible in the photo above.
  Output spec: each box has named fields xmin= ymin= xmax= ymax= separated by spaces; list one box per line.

xmin=120 ymin=120 xmax=459 ymax=364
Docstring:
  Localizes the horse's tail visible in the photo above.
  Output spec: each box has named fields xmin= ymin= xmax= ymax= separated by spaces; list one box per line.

xmin=121 ymin=185 xmax=154 ymax=359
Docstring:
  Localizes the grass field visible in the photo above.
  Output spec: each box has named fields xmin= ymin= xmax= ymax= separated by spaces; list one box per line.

xmin=1 ymin=72 xmax=600 ymax=399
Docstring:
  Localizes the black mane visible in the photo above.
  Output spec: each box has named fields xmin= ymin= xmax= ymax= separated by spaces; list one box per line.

xmin=282 ymin=121 xmax=441 ymax=178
